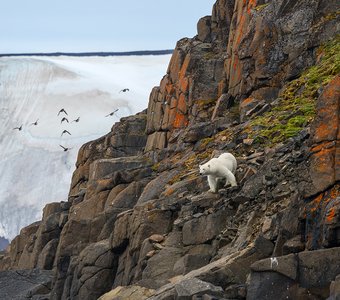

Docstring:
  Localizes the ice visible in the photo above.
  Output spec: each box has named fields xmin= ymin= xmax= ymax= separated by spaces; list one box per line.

xmin=0 ymin=54 xmax=170 ymax=240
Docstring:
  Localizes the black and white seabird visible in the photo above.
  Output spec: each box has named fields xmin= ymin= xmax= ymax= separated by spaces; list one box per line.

xmin=59 ymin=145 xmax=72 ymax=151
xmin=105 ymin=109 xmax=119 ymax=117
xmin=13 ymin=125 xmax=23 ymax=131
xmin=61 ymin=130 xmax=71 ymax=136
xmin=61 ymin=117 xmax=69 ymax=124
xmin=57 ymin=109 xmax=68 ymax=116
xmin=30 ymin=119 xmax=39 ymax=126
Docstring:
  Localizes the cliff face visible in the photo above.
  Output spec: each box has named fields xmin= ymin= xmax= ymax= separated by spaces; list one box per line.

xmin=1 ymin=1 xmax=340 ymax=299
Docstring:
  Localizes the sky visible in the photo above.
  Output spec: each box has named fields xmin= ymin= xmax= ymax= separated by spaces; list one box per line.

xmin=0 ymin=0 xmax=216 ymax=54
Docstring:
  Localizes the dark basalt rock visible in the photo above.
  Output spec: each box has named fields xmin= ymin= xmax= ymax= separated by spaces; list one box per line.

xmin=0 ymin=269 xmax=53 ymax=300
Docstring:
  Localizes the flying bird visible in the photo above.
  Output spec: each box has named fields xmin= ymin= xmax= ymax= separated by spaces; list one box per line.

xmin=61 ymin=130 xmax=71 ymax=136
xmin=105 ymin=109 xmax=119 ymax=117
xmin=57 ymin=108 xmax=68 ymax=116
xmin=72 ymin=117 xmax=80 ymax=123
xmin=61 ymin=117 xmax=69 ymax=124
xmin=119 ymin=88 xmax=129 ymax=93
xmin=30 ymin=119 xmax=39 ymax=126
xmin=13 ymin=125 xmax=23 ymax=131
xmin=59 ymin=145 xmax=72 ymax=152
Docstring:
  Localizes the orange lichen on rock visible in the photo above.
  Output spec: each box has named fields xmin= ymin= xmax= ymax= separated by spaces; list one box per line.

xmin=311 ymin=146 xmax=335 ymax=175
xmin=178 ymin=54 xmax=191 ymax=80
xmin=230 ymin=55 xmax=242 ymax=86
xmin=247 ymin=0 xmax=257 ymax=14
xmin=163 ymin=187 xmax=175 ymax=197
xmin=310 ymin=140 xmax=336 ymax=194
xmin=326 ymin=207 xmax=336 ymax=223
xmin=303 ymin=185 xmax=340 ymax=249
xmin=168 ymin=49 xmax=184 ymax=82
xmin=307 ymin=185 xmax=340 ymax=216
xmin=313 ymin=76 xmax=340 ymax=143
xmin=173 ymin=112 xmax=189 ymax=128
xmin=305 ymin=193 xmax=328 ymax=217
xmin=235 ymin=15 xmax=246 ymax=48
xmin=315 ymin=123 xmax=338 ymax=142
xmin=179 ymin=77 xmax=189 ymax=93
xmin=322 ymin=75 xmax=340 ymax=98
xmin=240 ymin=97 xmax=255 ymax=109
xmin=314 ymin=194 xmax=324 ymax=205
xmin=311 ymin=141 xmax=335 ymax=153
xmin=177 ymin=93 xmax=187 ymax=114
xmin=165 ymin=83 xmax=175 ymax=95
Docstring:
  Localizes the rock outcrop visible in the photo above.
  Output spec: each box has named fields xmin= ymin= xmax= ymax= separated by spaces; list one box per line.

xmin=0 ymin=0 xmax=339 ymax=299
xmin=0 ymin=269 xmax=53 ymax=300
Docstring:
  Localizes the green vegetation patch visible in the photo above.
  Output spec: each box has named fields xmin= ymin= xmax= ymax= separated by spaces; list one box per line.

xmin=196 ymin=98 xmax=217 ymax=108
xmin=168 ymin=150 xmax=213 ymax=186
xmin=248 ymin=35 xmax=340 ymax=146
xmin=255 ymin=3 xmax=270 ymax=11
xmin=198 ymin=137 xmax=215 ymax=149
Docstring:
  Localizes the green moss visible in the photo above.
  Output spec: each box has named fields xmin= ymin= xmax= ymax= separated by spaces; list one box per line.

xmin=255 ymin=3 xmax=269 ymax=11
xmin=248 ymin=35 xmax=340 ymax=146
xmin=185 ymin=151 xmax=212 ymax=170
xmin=151 ymin=162 xmax=161 ymax=172
xmin=168 ymin=173 xmax=182 ymax=186
xmin=199 ymin=137 xmax=215 ymax=149
xmin=168 ymin=150 xmax=213 ymax=185
xmin=204 ymin=51 xmax=217 ymax=60
xmin=197 ymin=98 xmax=217 ymax=108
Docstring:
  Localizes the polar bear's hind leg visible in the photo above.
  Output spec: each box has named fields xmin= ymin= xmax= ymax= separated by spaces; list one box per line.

xmin=222 ymin=167 xmax=237 ymax=187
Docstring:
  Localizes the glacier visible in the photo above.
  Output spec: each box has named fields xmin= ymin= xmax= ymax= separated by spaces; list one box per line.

xmin=0 ymin=54 xmax=170 ymax=240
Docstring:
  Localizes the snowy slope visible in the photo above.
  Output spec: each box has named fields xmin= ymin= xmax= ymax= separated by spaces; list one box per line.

xmin=0 ymin=54 xmax=170 ymax=240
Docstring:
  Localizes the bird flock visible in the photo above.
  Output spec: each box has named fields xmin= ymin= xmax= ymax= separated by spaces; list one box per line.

xmin=12 ymin=88 xmax=128 ymax=151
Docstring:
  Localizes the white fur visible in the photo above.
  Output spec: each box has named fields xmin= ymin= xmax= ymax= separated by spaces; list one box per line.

xmin=199 ymin=152 xmax=237 ymax=193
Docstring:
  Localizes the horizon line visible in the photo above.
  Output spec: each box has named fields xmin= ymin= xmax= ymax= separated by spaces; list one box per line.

xmin=0 ymin=49 xmax=174 ymax=57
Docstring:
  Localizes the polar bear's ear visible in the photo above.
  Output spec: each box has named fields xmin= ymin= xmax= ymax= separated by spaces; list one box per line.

xmin=208 ymin=164 xmax=210 ymax=168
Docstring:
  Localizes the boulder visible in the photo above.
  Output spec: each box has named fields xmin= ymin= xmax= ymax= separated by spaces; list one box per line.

xmin=98 ymin=285 xmax=155 ymax=300
xmin=174 ymin=278 xmax=224 ymax=299
xmin=109 ymin=180 xmax=148 ymax=209
xmin=248 ymin=247 xmax=340 ymax=299
xmin=0 ymin=269 xmax=52 ymax=300
xmin=173 ymin=253 xmax=211 ymax=275
xmin=142 ymin=247 xmax=183 ymax=284
xmin=197 ymin=16 xmax=212 ymax=43
xmin=37 ymin=239 xmax=59 ymax=270
xmin=182 ymin=209 xmax=231 ymax=246
xmin=137 ymin=170 xmax=179 ymax=204
xmin=183 ymin=122 xmax=215 ymax=143
xmin=9 ymin=221 xmax=41 ymax=268
xmin=68 ymin=240 xmax=117 ymax=300
xmin=89 ymin=156 xmax=151 ymax=182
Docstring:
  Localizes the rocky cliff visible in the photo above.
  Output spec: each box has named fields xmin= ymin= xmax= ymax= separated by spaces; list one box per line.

xmin=1 ymin=0 xmax=340 ymax=299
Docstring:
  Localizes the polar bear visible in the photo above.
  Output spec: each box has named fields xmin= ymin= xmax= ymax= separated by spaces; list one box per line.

xmin=199 ymin=152 xmax=237 ymax=193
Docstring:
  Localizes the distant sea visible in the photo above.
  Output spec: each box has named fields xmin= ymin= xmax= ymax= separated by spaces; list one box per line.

xmin=0 ymin=49 xmax=173 ymax=57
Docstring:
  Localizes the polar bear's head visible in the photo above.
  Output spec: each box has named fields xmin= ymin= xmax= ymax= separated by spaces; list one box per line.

xmin=199 ymin=163 xmax=211 ymax=175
